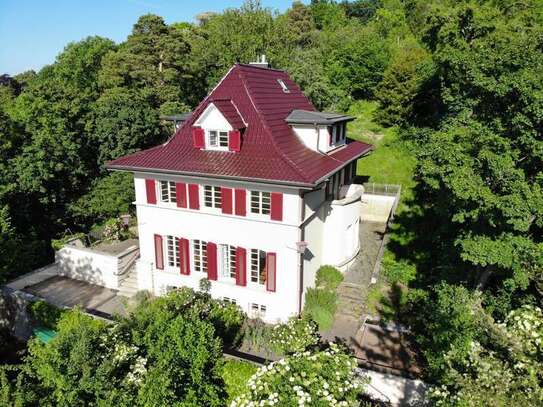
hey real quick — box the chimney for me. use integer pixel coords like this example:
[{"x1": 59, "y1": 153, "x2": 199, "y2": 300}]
[{"x1": 249, "y1": 54, "x2": 270, "y2": 69}]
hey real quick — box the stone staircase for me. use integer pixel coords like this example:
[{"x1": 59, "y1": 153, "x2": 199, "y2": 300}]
[
  {"x1": 117, "y1": 248, "x2": 139, "y2": 298},
  {"x1": 118, "y1": 268, "x2": 138, "y2": 298}
]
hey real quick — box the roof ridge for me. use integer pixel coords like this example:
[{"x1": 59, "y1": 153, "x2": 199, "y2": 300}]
[{"x1": 236, "y1": 66, "x2": 312, "y2": 184}]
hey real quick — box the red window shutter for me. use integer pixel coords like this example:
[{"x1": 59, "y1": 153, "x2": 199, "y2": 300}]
[
  {"x1": 176, "y1": 182, "x2": 187, "y2": 208},
  {"x1": 154, "y1": 234, "x2": 163, "y2": 270},
  {"x1": 270, "y1": 192, "x2": 283, "y2": 221},
  {"x1": 145, "y1": 179, "x2": 156, "y2": 204},
  {"x1": 266, "y1": 252, "x2": 276, "y2": 292},
  {"x1": 179, "y1": 238, "x2": 190, "y2": 275},
  {"x1": 188, "y1": 184, "x2": 199, "y2": 209},
  {"x1": 192, "y1": 127, "x2": 205, "y2": 148},
  {"x1": 206, "y1": 242, "x2": 217, "y2": 281},
  {"x1": 235, "y1": 189, "x2": 246, "y2": 216},
  {"x1": 228, "y1": 130, "x2": 241, "y2": 152},
  {"x1": 235, "y1": 247, "x2": 246, "y2": 286},
  {"x1": 221, "y1": 187, "x2": 233, "y2": 214}
]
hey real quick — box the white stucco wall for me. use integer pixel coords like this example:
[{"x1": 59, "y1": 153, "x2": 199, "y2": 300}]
[
  {"x1": 56, "y1": 247, "x2": 120, "y2": 289},
  {"x1": 134, "y1": 173, "x2": 302, "y2": 323},
  {"x1": 291, "y1": 125, "x2": 346, "y2": 154},
  {"x1": 321, "y1": 194, "x2": 362, "y2": 269}
]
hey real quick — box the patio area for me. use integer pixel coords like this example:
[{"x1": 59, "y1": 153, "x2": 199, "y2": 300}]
[{"x1": 6, "y1": 264, "x2": 128, "y2": 318}]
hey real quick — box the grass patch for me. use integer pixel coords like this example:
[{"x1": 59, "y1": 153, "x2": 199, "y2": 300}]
[
  {"x1": 315, "y1": 265, "x2": 343, "y2": 290},
  {"x1": 221, "y1": 359, "x2": 258, "y2": 402},
  {"x1": 347, "y1": 100, "x2": 417, "y2": 214},
  {"x1": 303, "y1": 288, "x2": 337, "y2": 331}
]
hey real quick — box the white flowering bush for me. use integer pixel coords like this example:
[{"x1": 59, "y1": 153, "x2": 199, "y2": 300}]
[
  {"x1": 102, "y1": 217, "x2": 124, "y2": 241},
  {"x1": 269, "y1": 317, "x2": 319, "y2": 355},
  {"x1": 232, "y1": 342, "x2": 368, "y2": 406},
  {"x1": 428, "y1": 305, "x2": 543, "y2": 406}
]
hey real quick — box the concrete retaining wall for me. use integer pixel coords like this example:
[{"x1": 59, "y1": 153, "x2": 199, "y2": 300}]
[{"x1": 56, "y1": 247, "x2": 120, "y2": 289}]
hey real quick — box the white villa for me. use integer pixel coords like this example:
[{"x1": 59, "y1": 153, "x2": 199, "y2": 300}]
[{"x1": 106, "y1": 60, "x2": 373, "y2": 323}]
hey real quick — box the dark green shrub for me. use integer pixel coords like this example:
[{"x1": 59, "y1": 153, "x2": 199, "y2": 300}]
[
  {"x1": 381, "y1": 252, "x2": 416, "y2": 285},
  {"x1": 316, "y1": 265, "x2": 344, "y2": 290},
  {"x1": 27, "y1": 300, "x2": 65, "y2": 330}
]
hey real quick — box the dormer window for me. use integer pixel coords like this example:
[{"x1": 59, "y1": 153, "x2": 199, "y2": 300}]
[
  {"x1": 277, "y1": 79, "x2": 290, "y2": 93},
  {"x1": 208, "y1": 130, "x2": 229, "y2": 149}
]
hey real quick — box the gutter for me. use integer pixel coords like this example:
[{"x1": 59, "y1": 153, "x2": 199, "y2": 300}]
[{"x1": 107, "y1": 166, "x2": 316, "y2": 190}]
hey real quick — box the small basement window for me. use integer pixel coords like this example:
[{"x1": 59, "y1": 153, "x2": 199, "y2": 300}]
[{"x1": 277, "y1": 78, "x2": 289, "y2": 93}]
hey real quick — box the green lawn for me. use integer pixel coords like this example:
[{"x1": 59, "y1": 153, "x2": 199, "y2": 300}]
[
  {"x1": 221, "y1": 358, "x2": 258, "y2": 402},
  {"x1": 347, "y1": 100, "x2": 417, "y2": 213}
]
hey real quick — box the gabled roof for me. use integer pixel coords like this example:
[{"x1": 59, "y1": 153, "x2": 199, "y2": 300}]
[
  {"x1": 107, "y1": 64, "x2": 372, "y2": 187},
  {"x1": 285, "y1": 110, "x2": 354, "y2": 125}
]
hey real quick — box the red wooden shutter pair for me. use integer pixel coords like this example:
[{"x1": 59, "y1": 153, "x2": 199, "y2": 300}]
[
  {"x1": 176, "y1": 182, "x2": 187, "y2": 208},
  {"x1": 266, "y1": 252, "x2": 276, "y2": 292},
  {"x1": 145, "y1": 179, "x2": 157, "y2": 204},
  {"x1": 270, "y1": 192, "x2": 283, "y2": 221},
  {"x1": 192, "y1": 127, "x2": 205, "y2": 148},
  {"x1": 221, "y1": 188, "x2": 233, "y2": 214},
  {"x1": 228, "y1": 130, "x2": 241, "y2": 152},
  {"x1": 235, "y1": 247, "x2": 247, "y2": 286},
  {"x1": 179, "y1": 238, "x2": 190, "y2": 275},
  {"x1": 188, "y1": 184, "x2": 199, "y2": 209},
  {"x1": 154, "y1": 234, "x2": 164, "y2": 270},
  {"x1": 207, "y1": 242, "x2": 218, "y2": 281},
  {"x1": 221, "y1": 188, "x2": 246, "y2": 216}
]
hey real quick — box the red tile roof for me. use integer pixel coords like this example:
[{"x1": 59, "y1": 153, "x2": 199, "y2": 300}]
[{"x1": 107, "y1": 64, "x2": 372, "y2": 187}]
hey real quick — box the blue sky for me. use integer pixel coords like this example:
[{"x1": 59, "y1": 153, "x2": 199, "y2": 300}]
[{"x1": 0, "y1": 0, "x2": 301, "y2": 75}]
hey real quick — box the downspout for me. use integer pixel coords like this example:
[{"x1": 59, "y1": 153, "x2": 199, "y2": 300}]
[{"x1": 297, "y1": 190, "x2": 307, "y2": 315}]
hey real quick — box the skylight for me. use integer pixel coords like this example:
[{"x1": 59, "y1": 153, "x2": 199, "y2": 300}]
[{"x1": 277, "y1": 78, "x2": 290, "y2": 93}]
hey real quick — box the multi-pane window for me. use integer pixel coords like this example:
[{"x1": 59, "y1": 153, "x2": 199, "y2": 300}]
[
  {"x1": 220, "y1": 244, "x2": 237, "y2": 279},
  {"x1": 208, "y1": 130, "x2": 229, "y2": 148},
  {"x1": 223, "y1": 297, "x2": 237, "y2": 305},
  {"x1": 160, "y1": 181, "x2": 176, "y2": 203},
  {"x1": 251, "y1": 303, "x2": 267, "y2": 317},
  {"x1": 193, "y1": 240, "x2": 208, "y2": 273},
  {"x1": 250, "y1": 249, "x2": 267, "y2": 285},
  {"x1": 250, "y1": 191, "x2": 271, "y2": 215},
  {"x1": 166, "y1": 235, "x2": 180, "y2": 268},
  {"x1": 204, "y1": 185, "x2": 222, "y2": 208}
]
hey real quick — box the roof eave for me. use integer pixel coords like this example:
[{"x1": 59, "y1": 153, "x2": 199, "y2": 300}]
[{"x1": 106, "y1": 164, "x2": 316, "y2": 189}]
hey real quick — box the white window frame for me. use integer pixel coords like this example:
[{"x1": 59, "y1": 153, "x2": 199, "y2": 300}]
[
  {"x1": 250, "y1": 303, "x2": 267, "y2": 318},
  {"x1": 250, "y1": 249, "x2": 267, "y2": 286},
  {"x1": 220, "y1": 244, "x2": 237, "y2": 281},
  {"x1": 250, "y1": 190, "x2": 271, "y2": 216},
  {"x1": 223, "y1": 296, "x2": 237, "y2": 305},
  {"x1": 203, "y1": 185, "x2": 222, "y2": 209},
  {"x1": 165, "y1": 235, "x2": 180, "y2": 269},
  {"x1": 160, "y1": 181, "x2": 176, "y2": 203},
  {"x1": 192, "y1": 239, "x2": 207, "y2": 274},
  {"x1": 277, "y1": 78, "x2": 289, "y2": 93},
  {"x1": 206, "y1": 129, "x2": 229, "y2": 151}
]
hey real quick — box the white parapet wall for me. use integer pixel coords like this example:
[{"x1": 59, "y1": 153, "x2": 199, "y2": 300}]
[
  {"x1": 56, "y1": 246, "x2": 120, "y2": 290},
  {"x1": 361, "y1": 194, "x2": 397, "y2": 223}
]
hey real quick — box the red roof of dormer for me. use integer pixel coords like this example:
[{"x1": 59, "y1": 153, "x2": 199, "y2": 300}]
[
  {"x1": 106, "y1": 64, "x2": 372, "y2": 187},
  {"x1": 208, "y1": 99, "x2": 246, "y2": 129}
]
